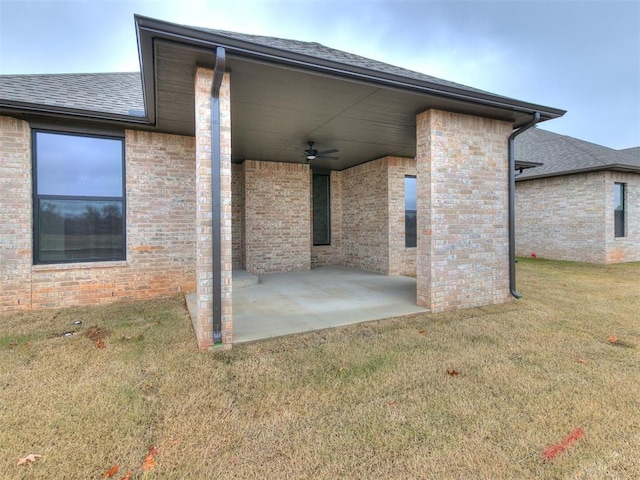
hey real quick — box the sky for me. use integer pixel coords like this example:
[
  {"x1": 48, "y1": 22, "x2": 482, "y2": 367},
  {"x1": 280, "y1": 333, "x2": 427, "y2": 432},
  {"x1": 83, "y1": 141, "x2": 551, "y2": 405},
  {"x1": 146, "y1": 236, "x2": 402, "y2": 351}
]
[{"x1": 0, "y1": 0, "x2": 638, "y2": 149}]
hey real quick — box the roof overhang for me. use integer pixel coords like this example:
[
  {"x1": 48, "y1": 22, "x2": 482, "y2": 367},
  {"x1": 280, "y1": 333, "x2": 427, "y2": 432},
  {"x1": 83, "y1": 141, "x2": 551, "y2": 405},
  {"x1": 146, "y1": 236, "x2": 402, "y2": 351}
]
[{"x1": 135, "y1": 15, "x2": 566, "y2": 170}]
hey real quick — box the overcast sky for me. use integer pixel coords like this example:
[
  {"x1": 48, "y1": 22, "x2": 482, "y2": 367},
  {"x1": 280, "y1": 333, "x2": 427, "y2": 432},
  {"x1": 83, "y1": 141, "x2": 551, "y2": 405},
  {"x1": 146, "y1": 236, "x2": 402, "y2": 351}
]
[{"x1": 0, "y1": 0, "x2": 638, "y2": 149}]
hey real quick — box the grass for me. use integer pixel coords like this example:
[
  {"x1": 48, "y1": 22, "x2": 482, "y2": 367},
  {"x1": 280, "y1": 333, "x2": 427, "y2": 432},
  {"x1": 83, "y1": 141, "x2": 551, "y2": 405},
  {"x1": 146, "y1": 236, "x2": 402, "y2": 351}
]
[{"x1": 1, "y1": 258, "x2": 639, "y2": 479}]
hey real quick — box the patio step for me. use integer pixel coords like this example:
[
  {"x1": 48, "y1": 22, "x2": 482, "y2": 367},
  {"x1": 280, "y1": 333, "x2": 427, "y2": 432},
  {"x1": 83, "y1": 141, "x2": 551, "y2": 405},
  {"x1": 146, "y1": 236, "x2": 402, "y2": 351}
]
[{"x1": 233, "y1": 269, "x2": 259, "y2": 289}]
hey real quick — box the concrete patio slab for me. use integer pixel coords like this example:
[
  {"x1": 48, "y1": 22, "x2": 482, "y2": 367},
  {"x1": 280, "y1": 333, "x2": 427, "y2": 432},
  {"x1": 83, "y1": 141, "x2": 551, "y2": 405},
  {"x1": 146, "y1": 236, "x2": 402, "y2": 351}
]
[
  {"x1": 232, "y1": 265, "x2": 427, "y2": 343},
  {"x1": 186, "y1": 266, "x2": 428, "y2": 345}
]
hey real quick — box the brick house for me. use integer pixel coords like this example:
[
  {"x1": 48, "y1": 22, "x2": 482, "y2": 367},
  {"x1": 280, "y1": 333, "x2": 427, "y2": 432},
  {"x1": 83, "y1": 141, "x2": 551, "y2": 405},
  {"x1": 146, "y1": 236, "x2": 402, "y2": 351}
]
[
  {"x1": 515, "y1": 128, "x2": 640, "y2": 264},
  {"x1": 0, "y1": 15, "x2": 565, "y2": 350}
]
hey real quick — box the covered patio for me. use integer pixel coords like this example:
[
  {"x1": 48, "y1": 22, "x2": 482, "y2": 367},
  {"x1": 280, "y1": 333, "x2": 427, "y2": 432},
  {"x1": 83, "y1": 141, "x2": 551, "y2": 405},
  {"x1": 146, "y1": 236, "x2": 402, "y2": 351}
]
[
  {"x1": 133, "y1": 15, "x2": 564, "y2": 350},
  {"x1": 187, "y1": 266, "x2": 427, "y2": 343}
]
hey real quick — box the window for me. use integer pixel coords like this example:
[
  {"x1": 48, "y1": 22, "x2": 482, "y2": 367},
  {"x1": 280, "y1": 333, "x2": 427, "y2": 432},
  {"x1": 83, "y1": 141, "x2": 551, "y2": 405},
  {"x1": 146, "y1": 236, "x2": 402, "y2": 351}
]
[
  {"x1": 313, "y1": 173, "x2": 331, "y2": 245},
  {"x1": 33, "y1": 131, "x2": 125, "y2": 263},
  {"x1": 405, "y1": 176, "x2": 417, "y2": 248},
  {"x1": 614, "y1": 183, "x2": 626, "y2": 238}
]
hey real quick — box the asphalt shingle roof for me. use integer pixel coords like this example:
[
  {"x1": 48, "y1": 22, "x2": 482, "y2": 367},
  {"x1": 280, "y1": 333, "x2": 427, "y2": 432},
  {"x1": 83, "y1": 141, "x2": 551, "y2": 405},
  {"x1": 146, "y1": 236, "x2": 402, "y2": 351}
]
[
  {"x1": 515, "y1": 128, "x2": 640, "y2": 180},
  {"x1": 0, "y1": 72, "x2": 143, "y2": 116},
  {"x1": 192, "y1": 26, "x2": 495, "y2": 97},
  {"x1": 620, "y1": 146, "x2": 640, "y2": 158}
]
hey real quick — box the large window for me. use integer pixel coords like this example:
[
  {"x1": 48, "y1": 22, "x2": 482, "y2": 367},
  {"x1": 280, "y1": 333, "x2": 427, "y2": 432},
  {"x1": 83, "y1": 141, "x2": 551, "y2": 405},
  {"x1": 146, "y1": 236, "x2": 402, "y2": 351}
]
[
  {"x1": 33, "y1": 131, "x2": 125, "y2": 263},
  {"x1": 313, "y1": 173, "x2": 331, "y2": 245},
  {"x1": 405, "y1": 176, "x2": 417, "y2": 248},
  {"x1": 614, "y1": 183, "x2": 626, "y2": 238}
]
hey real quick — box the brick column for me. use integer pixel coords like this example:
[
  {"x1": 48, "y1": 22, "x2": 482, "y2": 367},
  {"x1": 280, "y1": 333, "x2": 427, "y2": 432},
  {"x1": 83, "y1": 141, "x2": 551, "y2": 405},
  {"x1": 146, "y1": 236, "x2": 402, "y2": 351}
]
[
  {"x1": 0, "y1": 116, "x2": 32, "y2": 312},
  {"x1": 194, "y1": 68, "x2": 232, "y2": 350},
  {"x1": 416, "y1": 110, "x2": 512, "y2": 312}
]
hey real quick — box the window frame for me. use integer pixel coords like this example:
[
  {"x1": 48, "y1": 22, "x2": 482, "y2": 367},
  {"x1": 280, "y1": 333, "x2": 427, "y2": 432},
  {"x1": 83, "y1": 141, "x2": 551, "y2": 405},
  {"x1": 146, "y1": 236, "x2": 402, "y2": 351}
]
[
  {"x1": 614, "y1": 182, "x2": 626, "y2": 239},
  {"x1": 32, "y1": 129, "x2": 127, "y2": 264},
  {"x1": 312, "y1": 172, "x2": 331, "y2": 246},
  {"x1": 404, "y1": 175, "x2": 417, "y2": 248}
]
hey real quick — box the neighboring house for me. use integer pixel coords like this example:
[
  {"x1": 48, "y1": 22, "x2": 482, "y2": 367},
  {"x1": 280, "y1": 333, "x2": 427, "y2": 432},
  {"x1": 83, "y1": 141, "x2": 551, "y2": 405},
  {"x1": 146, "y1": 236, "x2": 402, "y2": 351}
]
[
  {"x1": 515, "y1": 128, "x2": 640, "y2": 264},
  {"x1": 0, "y1": 15, "x2": 565, "y2": 350}
]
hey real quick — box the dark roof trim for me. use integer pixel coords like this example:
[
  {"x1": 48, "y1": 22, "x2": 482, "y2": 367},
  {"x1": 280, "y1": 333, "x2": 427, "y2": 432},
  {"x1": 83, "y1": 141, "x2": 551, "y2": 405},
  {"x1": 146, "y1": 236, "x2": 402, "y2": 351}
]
[
  {"x1": 516, "y1": 163, "x2": 640, "y2": 181},
  {"x1": 134, "y1": 15, "x2": 566, "y2": 125}
]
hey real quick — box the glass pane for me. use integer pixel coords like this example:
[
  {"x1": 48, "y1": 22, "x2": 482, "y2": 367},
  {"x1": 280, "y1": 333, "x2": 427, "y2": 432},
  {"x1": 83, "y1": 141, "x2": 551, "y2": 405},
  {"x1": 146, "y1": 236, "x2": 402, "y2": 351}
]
[
  {"x1": 405, "y1": 176, "x2": 417, "y2": 211},
  {"x1": 405, "y1": 177, "x2": 417, "y2": 248},
  {"x1": 614, "y1": 183, "x2": 625, "y2": 238},
  {"x1": 36, "y1": 132, "x2": 123, "y2": 197},
  {"x1": 614, "y1": 183, "x2": 624, "y2": 210},
  {"x1": 38, "y1": 199, "x2": 124, "y2": 262},
  {"x1": 313, "y1": 174, "x2": 330, "y2": 245}
]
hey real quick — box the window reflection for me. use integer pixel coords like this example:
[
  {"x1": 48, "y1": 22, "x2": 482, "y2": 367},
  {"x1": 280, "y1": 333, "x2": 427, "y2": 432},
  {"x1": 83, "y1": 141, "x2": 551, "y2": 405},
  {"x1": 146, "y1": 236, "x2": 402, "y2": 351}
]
[
  {"x1": 38, "y1": 200, "x2": 124, "y2": 261},
  {"x1": 36, "y1": 132, "x2": 123, "y2": 197}
]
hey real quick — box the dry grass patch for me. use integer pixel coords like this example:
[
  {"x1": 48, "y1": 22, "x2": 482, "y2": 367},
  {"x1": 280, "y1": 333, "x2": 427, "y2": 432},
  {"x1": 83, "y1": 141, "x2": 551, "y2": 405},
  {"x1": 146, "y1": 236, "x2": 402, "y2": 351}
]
[{"x1": 1, "y1": 259, "x2": 639, "y2": 479}]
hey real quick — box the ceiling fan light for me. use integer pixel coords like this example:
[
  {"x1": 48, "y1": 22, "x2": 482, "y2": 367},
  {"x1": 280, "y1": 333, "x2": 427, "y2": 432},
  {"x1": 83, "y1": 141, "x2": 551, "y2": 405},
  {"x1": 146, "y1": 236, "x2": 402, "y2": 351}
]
[{"x1": 306, "y1": 154, "x2": 316, "y2": 160}]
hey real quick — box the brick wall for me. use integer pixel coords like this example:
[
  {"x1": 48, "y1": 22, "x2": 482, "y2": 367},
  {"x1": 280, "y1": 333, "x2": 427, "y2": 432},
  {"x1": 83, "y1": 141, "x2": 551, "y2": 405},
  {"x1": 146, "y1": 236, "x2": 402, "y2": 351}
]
[
  {"x1": 516, "y1": 171, "x2": 640, "y2": 264},
  {"x1": 387, "y1": 157, "x2": 417, "y2": 276},
  {"x1": 30, "y1": 130, "x2": 197, "y2": 308},
  {"x1": 341, "y1": 158, "x2": 389, "y2": 273},
  {"x1": 231, "y1": 163, "x2": 245, "y2": 269},
  {"x1": 516, "y1": 173, "x2": 607, "y2": 263},
  {"x1": 416, "y1": 110, "x2": 511, "y2": 312},
  {"x1": 244, "y1": 160, "x2": 311, "y2": 275},
  {"x1": 0, "y1": 116, "x2": 32, "y2": 312},
  {"x1": 0, "y1": 115, "x2": 199, "y2": 314}
]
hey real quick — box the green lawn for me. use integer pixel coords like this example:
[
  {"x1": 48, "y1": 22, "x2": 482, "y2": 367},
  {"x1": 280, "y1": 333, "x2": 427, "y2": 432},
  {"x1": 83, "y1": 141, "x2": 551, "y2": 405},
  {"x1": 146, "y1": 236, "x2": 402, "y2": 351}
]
[{"x1": 1, "y1": 258, "x2": 638, "y2": 479}]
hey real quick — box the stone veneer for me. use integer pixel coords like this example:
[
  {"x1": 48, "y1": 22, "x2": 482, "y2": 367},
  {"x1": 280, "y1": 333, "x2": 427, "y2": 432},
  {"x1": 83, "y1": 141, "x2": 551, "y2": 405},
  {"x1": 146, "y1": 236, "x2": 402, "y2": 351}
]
[
  {"x1": 516, "y1": 171, "x2": 640, "y2": 264},
  {"x1": 0, "y1": 115, "x2": 197, "y2": 313},
  {"x1": 416, "y1": 109, "x2": 512, "y2": 312}
]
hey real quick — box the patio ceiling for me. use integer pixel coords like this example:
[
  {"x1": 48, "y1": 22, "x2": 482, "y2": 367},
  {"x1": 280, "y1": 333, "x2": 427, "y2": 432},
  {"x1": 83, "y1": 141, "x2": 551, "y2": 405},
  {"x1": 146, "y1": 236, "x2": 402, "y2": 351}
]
[{"x1": 139, "y1": 17, "x2": 565, "y2": 171}]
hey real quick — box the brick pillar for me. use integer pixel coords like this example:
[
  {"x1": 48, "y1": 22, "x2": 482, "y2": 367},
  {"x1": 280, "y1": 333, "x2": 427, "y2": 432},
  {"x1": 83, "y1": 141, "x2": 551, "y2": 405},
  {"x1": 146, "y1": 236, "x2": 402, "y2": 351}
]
[
  {"x1": 194, "y1": 68, "x2": 232, "y2": 350},
  {"x1": 416, "y1": 110, "x2": 512, "y2": 312},
  {"x1": 0, "y1": 116, "x2": 32, "y2": 312}
]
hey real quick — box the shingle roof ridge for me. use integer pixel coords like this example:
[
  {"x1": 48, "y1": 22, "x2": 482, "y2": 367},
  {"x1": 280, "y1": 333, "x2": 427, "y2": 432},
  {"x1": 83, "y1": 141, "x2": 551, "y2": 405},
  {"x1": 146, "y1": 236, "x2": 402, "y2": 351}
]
[
  {"x1": 191, "y1": 25, "x2": 496, "y2": 95},
  {"x1": 557, "y1": 135, "x2": 614, "y2": 167}
]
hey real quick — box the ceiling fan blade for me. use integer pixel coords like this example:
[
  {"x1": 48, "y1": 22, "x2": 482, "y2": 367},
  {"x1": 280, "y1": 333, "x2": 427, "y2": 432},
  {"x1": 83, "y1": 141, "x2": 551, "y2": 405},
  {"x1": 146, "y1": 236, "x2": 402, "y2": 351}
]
[{"x1": 316, "y1": 148, "x2": 339, "y2": 156}]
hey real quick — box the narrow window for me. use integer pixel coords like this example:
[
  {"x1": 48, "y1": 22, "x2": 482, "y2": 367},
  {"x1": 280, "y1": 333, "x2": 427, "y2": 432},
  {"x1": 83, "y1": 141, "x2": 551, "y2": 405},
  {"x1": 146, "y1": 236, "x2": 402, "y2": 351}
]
[
  {"x1": 614, "y1": 183, "x2": 626, "y2": 238},
  {"x1": 405, "y1": 176, "x2": 417, "y2": 248},
  {"x1": 313, "y1": 173, "x2": 330, "y2": 245},
  {"x1": 33, "y1": 131, "x2": 126, "y2": 263}
]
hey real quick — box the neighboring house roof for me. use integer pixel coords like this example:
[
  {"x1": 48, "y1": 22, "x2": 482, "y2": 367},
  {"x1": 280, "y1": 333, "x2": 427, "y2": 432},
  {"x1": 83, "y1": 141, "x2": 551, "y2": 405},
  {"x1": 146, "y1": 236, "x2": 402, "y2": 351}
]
[
  {"x1": 620, "y1": 146, "x2": 640, "y2": 157},
  {"x1": 515, "y1": 128, "x2": 640, "y2": 180},
  {"x1": 0, "y1": 72, "x2": 144, "y2": 120}
]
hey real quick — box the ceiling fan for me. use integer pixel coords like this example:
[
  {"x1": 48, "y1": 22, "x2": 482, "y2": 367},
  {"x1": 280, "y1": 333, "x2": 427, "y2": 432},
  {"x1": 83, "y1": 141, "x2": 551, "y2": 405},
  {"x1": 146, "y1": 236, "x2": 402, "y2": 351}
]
[{"x1": 304, "y1": 141, "x2": 339, "y2": 161}]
